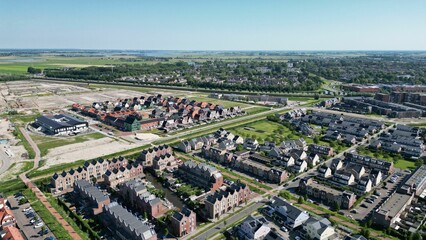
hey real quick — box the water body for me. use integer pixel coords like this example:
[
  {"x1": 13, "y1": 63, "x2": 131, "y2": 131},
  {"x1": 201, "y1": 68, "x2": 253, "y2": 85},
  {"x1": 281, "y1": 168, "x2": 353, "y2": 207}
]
[{"x1": 145, "y1": 172, "x2": 184, "y2": 210}]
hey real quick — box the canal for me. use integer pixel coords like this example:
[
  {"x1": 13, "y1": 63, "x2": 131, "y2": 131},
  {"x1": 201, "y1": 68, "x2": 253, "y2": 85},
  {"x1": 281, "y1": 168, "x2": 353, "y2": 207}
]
[{"x1": 145, "y1": 172, "x2": 184, "y2": 210}]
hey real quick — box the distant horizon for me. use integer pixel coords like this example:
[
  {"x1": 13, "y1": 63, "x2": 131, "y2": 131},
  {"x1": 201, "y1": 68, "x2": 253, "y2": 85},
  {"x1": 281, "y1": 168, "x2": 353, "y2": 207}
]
[
  {"x1": 1, "y1": 48, "x2": 426, "y2": 52},
  {"x1": 1, "y1": 1, "x2": 425, "y2": 50}
]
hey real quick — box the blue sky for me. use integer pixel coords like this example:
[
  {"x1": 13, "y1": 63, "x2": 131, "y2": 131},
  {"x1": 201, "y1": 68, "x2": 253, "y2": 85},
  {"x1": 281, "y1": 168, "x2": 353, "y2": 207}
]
[{"x1": 1, "y1": 0, "x2": 425, "y2": 50}]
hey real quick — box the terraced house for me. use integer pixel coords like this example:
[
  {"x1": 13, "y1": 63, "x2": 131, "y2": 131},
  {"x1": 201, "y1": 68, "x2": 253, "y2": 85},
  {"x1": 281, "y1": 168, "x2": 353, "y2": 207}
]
[
  {"x1": 138, "y1": 145, "x2": 173, "y2": 167},
  {"x1": 299, "y1": 178, "x2": 357, "y2": 209},
  {"x1": 204, "y1": 183, "x2": 251, "y2": 219},
  {"x1": 177, "y1": 161, "x2": 223, "y2": 192},
  {"x1": 118, "y1": 179, "x2": 168, "y2": 218},
  {"x1": 170, "y1": 208, "x2": 196, "y2": 237},
  {"x1": 102, "y1": 202, "x2": 157, "y2": 240},
  {"x1": 51, "y1": 157, "x2": 129, "y2": 193}
]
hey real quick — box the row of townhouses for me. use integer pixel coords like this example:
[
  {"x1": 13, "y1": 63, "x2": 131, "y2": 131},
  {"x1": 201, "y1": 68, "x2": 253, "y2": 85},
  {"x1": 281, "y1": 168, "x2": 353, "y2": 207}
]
[
  {"x1": 318, "y1": 156, "x2": 384, "y2": 195},
  {"x1": 370, "y1": 124, "x2": 424, "y2": 158},
  {"x1": 204, "y1": 183, "x2": 251, "y2": 220},
  {"x1": 299, "y1": 178, "x2": 357, "y2": 209},
  {"x1": 51, "y1": 157, "x2": 144, "y2": 193},
  {"x1": 176, "y1": 161, "x2": 224, "y2": 193},
  {"x1": 118, "y1": 179, "x2": 168, "y2": 218}
]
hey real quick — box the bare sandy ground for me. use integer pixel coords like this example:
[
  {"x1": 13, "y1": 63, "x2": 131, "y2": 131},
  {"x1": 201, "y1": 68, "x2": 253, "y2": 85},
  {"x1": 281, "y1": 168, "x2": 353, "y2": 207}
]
[{"x1": 41, "y1": 133, "x2": 160, "y2": 169}]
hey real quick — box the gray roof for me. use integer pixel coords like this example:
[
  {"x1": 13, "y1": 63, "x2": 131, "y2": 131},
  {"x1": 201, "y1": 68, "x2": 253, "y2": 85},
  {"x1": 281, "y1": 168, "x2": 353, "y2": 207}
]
[
  {"x1": 75, "y1": 180, "x2": 109, "y2": 204},
  {"x1": 104, "y1": 202, "x2": 156, "y2": 240},
  {"x1": 35, "y1": 114, "x2": 87, "y2": 130},
  {"x1": 271, "y1": 196, "x2": 307, "y2": 221}
]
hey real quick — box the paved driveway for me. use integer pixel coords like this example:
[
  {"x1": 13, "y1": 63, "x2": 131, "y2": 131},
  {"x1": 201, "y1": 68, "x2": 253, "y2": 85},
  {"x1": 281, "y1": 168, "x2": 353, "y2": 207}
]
[{"x1": 8, "y1": 196, "x2": 55, "y2": 240}]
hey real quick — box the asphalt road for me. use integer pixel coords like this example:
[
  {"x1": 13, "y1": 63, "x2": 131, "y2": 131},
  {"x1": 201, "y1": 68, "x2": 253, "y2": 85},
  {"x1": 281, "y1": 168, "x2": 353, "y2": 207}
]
[
  {"x1": 0, "y1": 146, "x2": 13, "y2": 176},
  {"x1": 193, "y1": 202, "x2": 266, "y2": 240}
]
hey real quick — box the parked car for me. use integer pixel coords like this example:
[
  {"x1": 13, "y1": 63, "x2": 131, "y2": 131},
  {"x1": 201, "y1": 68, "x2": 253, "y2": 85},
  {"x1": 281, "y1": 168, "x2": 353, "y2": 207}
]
[
  {"x1": 39, "y1": 228, "x2": 49, "y2": 235},
  {"x1": 361, "y1": 203, "x2": 368, "y2": 208},
  {"x1": 23, "y1": 207, "x2": 32, "y2": 212},
  {"x1": 34, "y1": 222, "x2": 44, "y2": 228},
  {"x1": 280, "y1": 226, "x2": 288, "y2": 232}
]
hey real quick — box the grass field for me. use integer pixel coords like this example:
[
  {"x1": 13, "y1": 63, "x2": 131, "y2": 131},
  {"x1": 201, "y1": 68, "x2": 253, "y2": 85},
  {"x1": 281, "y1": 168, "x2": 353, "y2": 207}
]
[
  {"x1": 0, "y1": 56, "x2": 154, "y2": 74},
  {"x1": 230, "y1": 119, "x2": 300, "y2": 143},
  {"x1": 31, "y1": 132, "x2": 105, "y2": 156},
  {"x1": 8, "y1": 113, "x2": 42, "y2": 126},
  {"x1": 394, "y1": 159, "x2": 417, "y2": 170}
]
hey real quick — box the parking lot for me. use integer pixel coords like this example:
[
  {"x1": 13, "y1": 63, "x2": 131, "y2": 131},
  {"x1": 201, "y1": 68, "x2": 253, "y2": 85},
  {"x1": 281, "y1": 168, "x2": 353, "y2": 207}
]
[
  {"x1": 8, "y1": 195, "x2": 55, "y2": 240},
  {"x1": 339, "y1": 169, "x2": 410, "y2": 221}
]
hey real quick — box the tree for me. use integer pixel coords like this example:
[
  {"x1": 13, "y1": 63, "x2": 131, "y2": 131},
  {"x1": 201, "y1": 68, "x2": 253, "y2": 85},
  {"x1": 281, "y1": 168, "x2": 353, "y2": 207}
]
[
  {"x1": 314, "y1": 94, "x2": 320, "y2": 100},
  {"x1": 412, "y1": 231, "x2": 422, "y2": 240},
  {"x1": 415, "y1": 159, "x2": 423, "y2": 167},
  {"x1": 360, "y1": 228, "x2": 370, "y2": 239},
  {"x1": 40, "y1": 226, "x2": 47, "y2": 236},
  {"x1": 313, "y1": 136, "x2": 320, "y2": 144},
  {"x1": 332, "y1": 201, "x2": 340, "y2": 212},
  {"x1": 236, "y1": 144, "x2": 244, "y2": 151},
  {"x1": 297, "y1": 196, "x2": 304, "y2": 204},
  {"x1": 27, "y1": 67, "x2": 42, "y2": 74}
]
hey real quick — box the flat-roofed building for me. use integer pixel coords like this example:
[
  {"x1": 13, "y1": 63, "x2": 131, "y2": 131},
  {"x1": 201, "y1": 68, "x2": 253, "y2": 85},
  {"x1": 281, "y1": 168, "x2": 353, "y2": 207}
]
[
  {"x1": 34, "y1": 114, "x2": 88, "y2": 135},
  {"x1": 372, "y1": 192, "x2": 414, "y2": 228},
  {"x1": 398, "y1": 165, "x2": 426, "y2": 196}
]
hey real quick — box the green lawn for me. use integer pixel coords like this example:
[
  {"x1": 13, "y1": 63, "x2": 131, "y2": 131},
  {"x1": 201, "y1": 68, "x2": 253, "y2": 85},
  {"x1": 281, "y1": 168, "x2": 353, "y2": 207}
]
[
  {"x1": 230, "y1": 119, "x2": 300, "y2": 143},
  {"x1": 8, "y1": 113, "x2": 42, "y2": 125},
  {"x1": 394, "y1": 159, "x2": 417, "y2": 170},
  {"x1": 357, "y1": 146, "x2": 418, "y2": 170},
  {"x1": 32, "y1": 132, "x2": 105, "y2": 156}
]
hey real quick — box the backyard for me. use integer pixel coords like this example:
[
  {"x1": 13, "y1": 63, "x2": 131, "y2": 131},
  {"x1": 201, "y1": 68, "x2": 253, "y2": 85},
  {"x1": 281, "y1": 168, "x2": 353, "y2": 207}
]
[{"x1": 357, "y1": 146, "x2": 418, "y2": 170}]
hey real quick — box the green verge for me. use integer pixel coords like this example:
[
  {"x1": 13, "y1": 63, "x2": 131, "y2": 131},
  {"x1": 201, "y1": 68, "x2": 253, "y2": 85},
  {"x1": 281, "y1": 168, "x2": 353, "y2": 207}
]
[
  {"x1": 0, "y1": 179, "x2": 27, "y2": 196},
  {"x1": 22, "y1": 188, "x2": 73, "y2": 240},
  {"x1": 13, "y1": 127, "x2": 35, "y2": 159},
  {"x1": 45, "y1": 194, "x2": 91, "y2": 240}
]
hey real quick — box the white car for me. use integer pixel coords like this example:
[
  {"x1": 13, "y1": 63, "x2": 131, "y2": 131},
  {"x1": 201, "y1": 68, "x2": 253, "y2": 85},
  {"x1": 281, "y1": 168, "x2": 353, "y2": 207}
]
[
  {"x1": 33, "y1": 222, "x2": 44, "y2": 228},
  {"x1": 22, "y1": 207, "x2": 32, "y2": 212},
  {"x1": 280, "y1": 226, "x2": 288, "y2": 232},
  {"x1": 295, "y1": 236, "x2": 301, "y2": 240}
]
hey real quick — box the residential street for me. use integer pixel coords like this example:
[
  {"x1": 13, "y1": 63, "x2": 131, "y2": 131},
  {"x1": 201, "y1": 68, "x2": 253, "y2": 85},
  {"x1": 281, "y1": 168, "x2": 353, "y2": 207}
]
[{"x1": 190, "y1": 202, "x2": 266, "y2": 240}]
